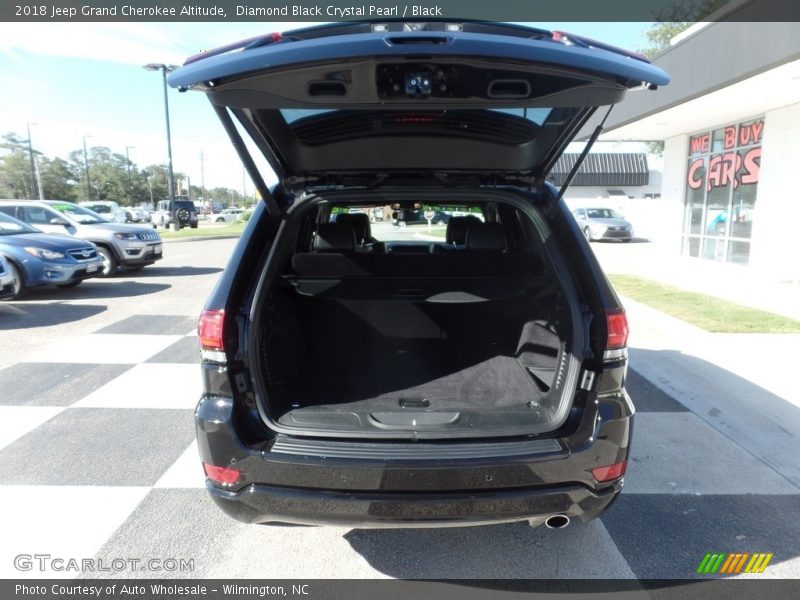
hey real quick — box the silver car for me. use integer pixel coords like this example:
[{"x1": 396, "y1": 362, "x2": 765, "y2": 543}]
[
  {"x1": 572, "y1": 207, "x2": 634, "y2": 242},
  {"x1": 0, "y1": 200, "x2": 163, "y2": 276}
]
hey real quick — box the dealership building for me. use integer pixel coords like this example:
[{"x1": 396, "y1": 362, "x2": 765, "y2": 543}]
[{"x1": 584, "y1": 20, "x2": 800, "y2": 280}]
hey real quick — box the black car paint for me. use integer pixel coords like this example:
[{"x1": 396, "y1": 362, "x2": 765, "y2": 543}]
[
  {"x1": 195, "y1": 185, "x2": 632, "y2": 526},
  {"x1": 182, "y1": 22, "x2": 654, "y2": 526}
]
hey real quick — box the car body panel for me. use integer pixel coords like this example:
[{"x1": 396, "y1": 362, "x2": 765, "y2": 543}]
[
  {"x1": 0, "y1": 200, "x2": 163, "y2": 270},
  {"x1": 213, "y1": 208, "x2": 245, "y2": 223},
  {"x1": 573, "y1": 207, "x2": 634, "y2": 241},
  {"x1": 0, "y1": 212, "x2": 102, "y2": 293}
]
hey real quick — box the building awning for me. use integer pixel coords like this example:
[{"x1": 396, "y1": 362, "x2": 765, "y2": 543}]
[{"x1": 548, "y1": 153, "x2": 649, "y2": 187}]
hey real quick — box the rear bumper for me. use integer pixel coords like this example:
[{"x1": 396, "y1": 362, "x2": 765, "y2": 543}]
[
  {"x1": 195, "y1": 384, "x2": 633, "y2": 527},
  {"x1": 207, "y1": 479, "x2": 622, "y2": 528}
]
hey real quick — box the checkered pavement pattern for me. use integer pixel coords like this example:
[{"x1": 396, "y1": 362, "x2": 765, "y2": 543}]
[{"x1": 1, "y1": 314, "x2": 798, "y2": 580}]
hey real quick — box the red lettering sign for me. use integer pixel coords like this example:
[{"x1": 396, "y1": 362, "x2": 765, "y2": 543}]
[
  {"x1": 724, "y1": 126, "x2": 737, "y2": 150},
  {"x1": 704, "y1": 149, "x2": 760, "y2": 191},
  {"x1": 741, "y1": 147, "x2": 761, "y2": 185},
  {"x1": 738, "y1": 120, "x2": 764, "y2": 146},
  {"x1": 687, "y1": 158, "x2": 705, "y2": 189},
  {"x1": 690, "y1": 134, "x2": 710, "y2": 154},
  {"x1": 707, "y1": 153, "x2": 741, "y2": 192}
]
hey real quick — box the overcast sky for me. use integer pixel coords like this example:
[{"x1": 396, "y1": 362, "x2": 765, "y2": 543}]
[{"x1": 0, "y1": 21, "x2": 654, "y2": 192}]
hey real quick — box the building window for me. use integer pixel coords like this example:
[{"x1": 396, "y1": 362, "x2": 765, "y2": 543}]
[{"x1": 682, "y1": 118, "x2": 762, "y2": 264}]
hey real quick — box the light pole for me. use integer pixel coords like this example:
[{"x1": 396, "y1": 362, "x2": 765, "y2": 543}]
[
  {"x1": 26, "y1": 122, "x2": 42, "y2": 199},
  {"x1": 199, "y1": 150, "x2": 206, "y2": 209},
  {"x1": 146, "y1": 174, "x2": 154, "y2": 207},
  {"x1": 143, "y1": 63, "x2": 178, "y2": 203},
  {"x1": 125, "y1": 146, "x2": 135, "y2": 206},
  {"x1": 82, "y1": 134, "x2": 93, "y2": 201}
]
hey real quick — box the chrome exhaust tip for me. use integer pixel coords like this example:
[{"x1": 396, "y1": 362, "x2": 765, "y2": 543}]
[{"x1": 544, "y1": 514, "x2": 570, "y2": 529}]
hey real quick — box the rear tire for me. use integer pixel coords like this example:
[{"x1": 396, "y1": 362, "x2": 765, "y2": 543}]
[{"x1": 97, "y1": 246, "x2": 118, "y2": 277}]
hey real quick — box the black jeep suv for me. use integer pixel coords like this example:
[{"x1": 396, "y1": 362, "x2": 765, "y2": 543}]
[
  {"x1": 171, "y1": 22, "x2": 668, "y2": 528},
  {"x1": 153, "y1": 199, "x2": 198, "y2": 230}
]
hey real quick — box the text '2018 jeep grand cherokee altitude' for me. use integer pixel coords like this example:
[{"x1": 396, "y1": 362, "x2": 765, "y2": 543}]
[{"x1": 171, "y1": 22, "x2": 668, "y2": 528}]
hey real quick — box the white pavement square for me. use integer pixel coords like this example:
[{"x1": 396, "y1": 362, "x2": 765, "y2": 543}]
[
  {"x1": 625, "y1": 412, "x2": 800, "y2": 495},
  {"x1": 72, "y1": 363, "x2": 202, "y2": 410},
  {"x1": 0, "y1": 406, "x2": 64, "y2": 452},
  {"x1": 154, "y1": 441, "x2": 206, "y2": 489},
  {"x1": 26, "y1": 334, "x2": 183, "y2": 364},
  {"x1": 0, "y1": 485, "x2": 151, "y2": 579}
]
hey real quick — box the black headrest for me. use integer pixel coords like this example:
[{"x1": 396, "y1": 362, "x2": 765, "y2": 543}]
[
  {"x1": 335, "y1": 212, "x2": 371, "y2": 244},
  {"x1": 466, "y1": 223, "x2": 507, "y2": 251},
  {"x1": 446, "y1": 215, "x2": 482, "y2": 244},
  {"x1": 314, "y1": 222, "x2": 355, "y2": 252}
]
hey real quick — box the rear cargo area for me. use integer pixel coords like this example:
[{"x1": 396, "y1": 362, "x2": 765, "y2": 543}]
[{"x1": 257, "y1": 240, "x2": 573, "y2": 438}]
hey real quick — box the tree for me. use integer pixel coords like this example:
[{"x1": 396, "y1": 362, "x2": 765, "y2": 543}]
[
  {"x1": 0, "y1": 133, "x2": 38, "y2": 199},
  {"x1": 640, "y1": 22, "x2": 693, "y2": 59},
  {"x1": 640, "y1": 0, "x2": 728, "y2": 58},
  {"x1": 39, "y1": 157, "x2": 77, "y2": 200}
]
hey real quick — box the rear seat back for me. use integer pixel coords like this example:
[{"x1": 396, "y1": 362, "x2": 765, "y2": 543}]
[
  {"x1": 445, "y1": 215, "x2": 483, "y2": 246},
  {"x1": 466, "y1": 222, "x2": 507, "y2": 251},
  {"x1": 314, "y1": 222, "x2": 355, "y2": 252},
  {"x1": 291, "y1": 220, "x2": 544, "y2": 291},
  {"x1": 334, "y1": 213, "x2": 371, "y2": 245}
]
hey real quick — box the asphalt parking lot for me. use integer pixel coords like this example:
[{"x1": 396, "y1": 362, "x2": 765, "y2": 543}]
[{"x1": 0, "y1": 236, "x2": 798, "y2": 580}]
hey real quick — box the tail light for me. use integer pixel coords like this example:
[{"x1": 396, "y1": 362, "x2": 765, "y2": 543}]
[
  {"x1": 591, "y1": 460, "x2": 627, "y2": 482},
  {"x1": 203, "y1": 463, "x2": 240, "y2": 485},
  {"x1": 605, "y1": 308, "x2": 629, "y2": 350},
  {"x1": 198, "y1": 309, "x2": 225, "y2": 350}
]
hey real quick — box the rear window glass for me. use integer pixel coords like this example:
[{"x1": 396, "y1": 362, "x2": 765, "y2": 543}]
[
  {"x1": 329, "y1": 204, "x2": 484, "y2": 243},
  {"x1": 586, "y1": 208, "x2": 620, "y2": 219}
]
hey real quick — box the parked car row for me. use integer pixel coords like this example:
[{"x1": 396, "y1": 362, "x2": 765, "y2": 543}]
[
  {"x1": 78, "y1": 201, "x2": 154, "y2": 224},
  {"x1": 0, "y1": 199, "x2": 163, "y2": 299}
]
